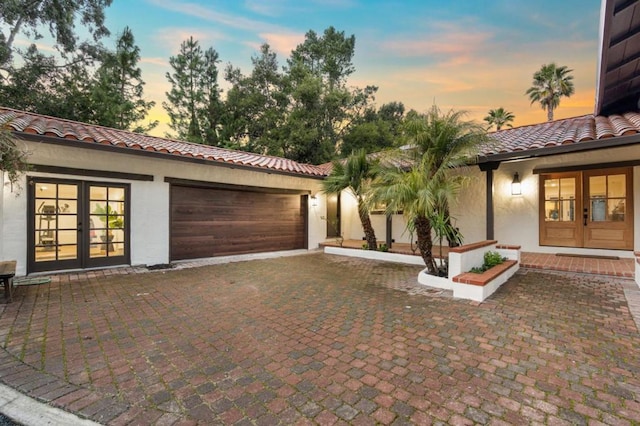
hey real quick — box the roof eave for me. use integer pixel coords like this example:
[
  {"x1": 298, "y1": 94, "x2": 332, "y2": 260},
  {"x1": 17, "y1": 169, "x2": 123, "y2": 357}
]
[
  {"x1": 478, "y1": 132, "x2": 640, "y2": 164},
  {"x1": 15, "y1": 132, "x2": 327, "y2": 180},
  {"x1": 594, "y1": 0, "x2": 614, "y2": 116}
]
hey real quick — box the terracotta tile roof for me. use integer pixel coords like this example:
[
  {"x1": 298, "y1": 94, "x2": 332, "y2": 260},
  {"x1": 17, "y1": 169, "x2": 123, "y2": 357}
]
[
  {"x1": 0, "y1": 107, "x2": 327, "y2": 177},
  {"x1": 483, "y1": 112, "x2": 640, "y2": 157}
]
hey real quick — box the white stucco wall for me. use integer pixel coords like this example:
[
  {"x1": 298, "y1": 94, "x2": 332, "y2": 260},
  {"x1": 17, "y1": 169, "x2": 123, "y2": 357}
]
[
  {"x1": 335, "y1": 189, "x2": 410, "y2": 245},
  {"x1": 337, "y1": 145, "x2": 640, "y2": 257},
  {"x1": 450, "y1": 167, "x2": 487, "y2": 245},
  {"x1": 2, "y1": 141, "x2": 325, "y2": 275},
  {"x1": 490, "y1": 145, "x2": 640, "y2": 257}
]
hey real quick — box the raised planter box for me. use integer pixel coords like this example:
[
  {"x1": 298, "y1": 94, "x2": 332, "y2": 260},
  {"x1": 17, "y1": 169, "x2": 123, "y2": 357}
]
[
  {"x1": 323, "y1": 246, "x2": 425, "y2": 266},
  {"x1": 452, "y1": 260, "x2": 518, "y2": 302},
  {"x1": 418, "y1": 240, "x2": 521, "y2": 302}
]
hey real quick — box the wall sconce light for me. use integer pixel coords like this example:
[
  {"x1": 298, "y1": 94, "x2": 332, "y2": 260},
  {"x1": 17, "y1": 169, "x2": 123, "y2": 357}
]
[
  {"x1": 511, "y1": 172, "x2": 522, "y2": 196},
  {"x1": 310, "y1": 195, "x2": 318, "y2": 207}
]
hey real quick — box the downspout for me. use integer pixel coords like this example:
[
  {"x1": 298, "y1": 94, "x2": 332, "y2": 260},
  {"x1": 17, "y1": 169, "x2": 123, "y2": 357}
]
[
  {"x1": 386, "y1": 214, "x2": 392, "y2": 249},
  {"x1": 478, "y1": 162, "x2": 500, "y2": 240}
]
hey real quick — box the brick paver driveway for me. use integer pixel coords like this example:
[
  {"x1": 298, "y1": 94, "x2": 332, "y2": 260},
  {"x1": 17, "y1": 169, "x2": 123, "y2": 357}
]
[{"x1": 0, "y1": 253, "x2": 639, "y2": 425}]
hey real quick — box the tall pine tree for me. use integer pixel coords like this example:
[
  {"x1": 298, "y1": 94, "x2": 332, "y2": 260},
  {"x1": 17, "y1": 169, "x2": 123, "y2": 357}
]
[
  {"x1": 223, "y1": 44, "x2": 288, "y2": 154},
  {"x1": 163, "y1": 37, "x2": 223, "y2": 145},
  {"x1": 91, "y1": 27, "x2": 157, "y2": 132}
]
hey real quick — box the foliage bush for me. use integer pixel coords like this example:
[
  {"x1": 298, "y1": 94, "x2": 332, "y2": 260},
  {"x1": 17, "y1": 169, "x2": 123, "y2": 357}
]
[{"x1": 469, "y1": 251, "x2": 507, "y2": 273}]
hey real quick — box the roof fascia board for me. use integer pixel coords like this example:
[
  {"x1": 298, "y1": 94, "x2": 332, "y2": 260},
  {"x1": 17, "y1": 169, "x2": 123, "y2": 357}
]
[
  {"x1": 478, "y1": 132, "x2": 640, "y2": 163},
  {"x1": 595, "y1": 0, "x2": 615, "y2": 115},
  {"x1": 164, "y1": 177, "x2": 312, "y2": 194},
  {"x1": 14, "y1": 132, "x2": 326, "y2": 181}
]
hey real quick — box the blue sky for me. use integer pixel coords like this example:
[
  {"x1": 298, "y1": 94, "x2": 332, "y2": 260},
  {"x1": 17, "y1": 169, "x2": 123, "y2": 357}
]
[{"x1": 101, "y1": 0, "x2": 603, "y2": 136}]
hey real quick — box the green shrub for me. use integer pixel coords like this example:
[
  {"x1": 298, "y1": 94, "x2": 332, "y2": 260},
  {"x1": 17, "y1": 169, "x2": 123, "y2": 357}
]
[
  {"x1": 378, "y1": 243, "x2": 388, "y2": 252},
  {"x1": 469, "y1": 250, "x2": 507, "y2": 273},
  {"x1": 483, "y1": 251, "x2": 505, "y2": 268}
]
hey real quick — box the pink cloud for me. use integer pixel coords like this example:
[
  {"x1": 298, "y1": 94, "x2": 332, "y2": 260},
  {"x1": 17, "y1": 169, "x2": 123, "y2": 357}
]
[{"x1": 258, "y1": 32, "x2": 305, "y2": 56}]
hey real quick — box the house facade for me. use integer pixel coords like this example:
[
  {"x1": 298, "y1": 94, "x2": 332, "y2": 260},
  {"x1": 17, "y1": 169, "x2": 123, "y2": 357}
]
[
  {"x1": 2, "y1": 0, "x2": 638, "y2": 277},
  {"x1": 0, "y1": 109, "x2": 329, "y2": 276},
  {"x1": 335, "y1": 116, "x2": 640, "y2": 259}
]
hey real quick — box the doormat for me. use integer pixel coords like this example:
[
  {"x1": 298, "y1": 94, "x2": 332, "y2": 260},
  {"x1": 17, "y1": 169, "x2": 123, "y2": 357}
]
[
  {"x1": 555, "y1": 253, "x2": 619, "y2": 260},
  {"x1": 13, "y1": 277, "x2": 52, "y2": 286},
  {"x1": 147, "y1": 263, "x2": 175, "y2": 271}
]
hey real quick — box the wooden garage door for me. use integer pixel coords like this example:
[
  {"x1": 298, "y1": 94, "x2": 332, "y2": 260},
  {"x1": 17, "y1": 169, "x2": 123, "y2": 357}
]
[{"x1": 170, "y1": 185, "x2": 307, "y2": 260}]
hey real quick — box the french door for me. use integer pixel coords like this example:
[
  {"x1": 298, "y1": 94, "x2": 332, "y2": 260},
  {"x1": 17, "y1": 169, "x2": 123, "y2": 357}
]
[
  {"x1": 28, "y1": 178, "x2": 130, "y2": 273},
  {"x1": 539, "y1": 167, "x2": 633, "y2": 250}
]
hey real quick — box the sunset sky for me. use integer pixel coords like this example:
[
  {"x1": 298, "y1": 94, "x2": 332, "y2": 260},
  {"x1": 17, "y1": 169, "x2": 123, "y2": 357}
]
[{"x1": 102, "y1": 0, "x2": 603, "y2": 137}]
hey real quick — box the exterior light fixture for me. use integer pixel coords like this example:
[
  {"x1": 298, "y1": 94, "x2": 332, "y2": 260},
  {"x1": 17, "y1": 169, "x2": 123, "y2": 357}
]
[
  {"x1": 511, "y1": 172, "x2": 522, "y2": 196},
  {"x1": 310, "y1": 195, "x2": 318, "y2": 207}
]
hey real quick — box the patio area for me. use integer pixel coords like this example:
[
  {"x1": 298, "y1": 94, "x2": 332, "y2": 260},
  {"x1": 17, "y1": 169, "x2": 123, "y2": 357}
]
[
  {"x1": 321, "y1": 239, "x2": 636, "y2": 278},
  {"x1": 0, "y1": 252, "x2": 638, "y2": 424}
]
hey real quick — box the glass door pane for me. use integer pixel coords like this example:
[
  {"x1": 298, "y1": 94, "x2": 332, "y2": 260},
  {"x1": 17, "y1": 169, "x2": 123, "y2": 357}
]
[
  {"x1": 34, "y1": 182, "x2": 79, "y2": 263},
  {"x1": 588, "y1": 174, "x2": 626, "y2": 222},
  {"x1": 543, "y1": 177, "x2": 576, "y2": 222},
  {"x1": 89, "y1": 185, "x2": 126, "y2": 259}
]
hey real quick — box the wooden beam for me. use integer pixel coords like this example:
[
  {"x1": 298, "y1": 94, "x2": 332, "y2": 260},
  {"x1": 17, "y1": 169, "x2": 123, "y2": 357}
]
[{"x1": 478, "y1": 162, "x2": 500, "y2": 241}]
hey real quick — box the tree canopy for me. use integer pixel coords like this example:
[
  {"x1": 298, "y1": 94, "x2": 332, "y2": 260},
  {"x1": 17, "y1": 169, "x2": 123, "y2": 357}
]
[{"x1": 526, "y1": 63, "x2": 575, "y2": 122}]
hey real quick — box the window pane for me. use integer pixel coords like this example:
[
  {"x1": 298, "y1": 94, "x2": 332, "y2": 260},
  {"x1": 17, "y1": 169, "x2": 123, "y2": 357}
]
[
  {"x1": 589, "y1": 176, "x2": 606, "y2": 197},
  {"x1": 58, "y1": 200, "x2": 77, "y2": 214},
  {"x1": 111, "y1": 243, "x2": 125, "y2": 257},
  {"x1": 109, "y1": 187, "x2": 125, "y2": 201},
  {"x1": 91, "y1": 245, "x2": 108, "y2": 258},
  {"x1": 58, "y1": 215, "x2": 77, "y2": 229},
  {"x1": 58, "y1": 230, "x2": 77, "y2": 245},
  {"x1": 90, "y1": 186, "x2": 108, "y2": 200},
  {"x1": 37, "y1": 202, "x2": 57, "y2": 216},
  {"x1": 545, "y1": 200, "x2": 560, "y2": 221},
  {"x1": 559, "y1": 178, "x2": 575, "y2": 199},
  {"x1": 609, "y1": 199, "x2": 625, "y2": 221},
  {"x1": 58, "y1": 184, "x2": 77, "y2": 199},
  {"x1": 591, "y1": 198, "x2": 606, "y2": 221},
  {"x1": 36, "y1": 183, "x2": 56, "y2": 198},
  {"x1": 560, "y1": 200, "x2": 576, "y2": 221},
  {"x1": 58, "y1": 245, "x2": 77, "y2": 260},
  {"x1": 544, "y1": 179, "x2": 559, "y2": 199},
  {"x1": 608, "y1": 175, "x2": 625, "y2": 198}
]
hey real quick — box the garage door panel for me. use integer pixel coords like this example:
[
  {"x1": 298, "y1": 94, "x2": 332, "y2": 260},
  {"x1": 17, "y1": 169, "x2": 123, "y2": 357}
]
[{"x1": 170, "y1": 186, "x2": 307, "y2": 260}]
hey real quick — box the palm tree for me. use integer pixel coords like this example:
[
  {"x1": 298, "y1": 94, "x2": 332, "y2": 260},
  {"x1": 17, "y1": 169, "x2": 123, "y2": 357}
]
[
  {"x1": 374, "y1": 106, "x2": 487, "y2": 274},
  {"x1": 484, "y1": 107, "x2": 515, "y2": 131},
  {"x1": 323, "y1": 149, "x2": 379, "y2": 250},
  {"x1": 526, "y1": 63, "x2": 575, "y2": 122},
  {"x1": 373, "y1": 156, "x2": 465, "y2": 274}
]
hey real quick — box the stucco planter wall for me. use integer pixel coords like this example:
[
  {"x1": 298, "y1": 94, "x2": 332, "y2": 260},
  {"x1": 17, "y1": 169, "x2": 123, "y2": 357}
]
[
  {"x1": 323, "y1": 246, "x2": 425, "y2": 266},
  {"x1": 416, "y1": 240, "x2": 521, "y2": 302}
]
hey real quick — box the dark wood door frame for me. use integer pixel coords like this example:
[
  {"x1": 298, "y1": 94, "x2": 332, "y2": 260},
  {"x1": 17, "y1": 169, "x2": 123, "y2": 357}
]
[{"x1": 27, "y1": 177, "x2": 130, "y2": 273}]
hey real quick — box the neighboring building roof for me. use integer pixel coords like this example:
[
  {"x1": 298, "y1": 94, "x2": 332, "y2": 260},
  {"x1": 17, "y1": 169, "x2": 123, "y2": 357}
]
[
  {"x1": 481, "y1": 112, "x2": 640, "y2": 159},
  {"x1": 0, "y1": 107, "x2": 326, "y2": 178}
]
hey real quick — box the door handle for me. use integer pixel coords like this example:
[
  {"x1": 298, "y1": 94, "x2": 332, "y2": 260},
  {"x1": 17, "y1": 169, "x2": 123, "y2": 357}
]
[{"x1": 583, "y1": 208, "x2": 588, "y2": 226}]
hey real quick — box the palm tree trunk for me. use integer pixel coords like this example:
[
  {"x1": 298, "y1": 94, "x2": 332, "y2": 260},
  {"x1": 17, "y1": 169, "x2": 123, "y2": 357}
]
[
  {"x1": 547, "y1": 106, "x2": 554, "y2": 122},
  {"x1": 414, "y1": 215, "x2": 437, "y2": 274},
  {"x1": 358, "y1": 202, "x2": 377, "y2": 250}
]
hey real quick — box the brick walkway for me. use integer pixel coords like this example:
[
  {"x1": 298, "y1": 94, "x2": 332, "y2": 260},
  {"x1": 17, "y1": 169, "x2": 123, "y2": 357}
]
[{"x1": 0, "y1": 253, "x2": 639, "y2": 424}]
